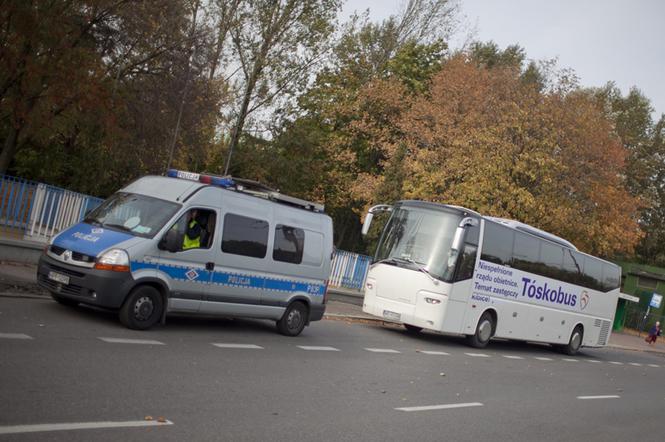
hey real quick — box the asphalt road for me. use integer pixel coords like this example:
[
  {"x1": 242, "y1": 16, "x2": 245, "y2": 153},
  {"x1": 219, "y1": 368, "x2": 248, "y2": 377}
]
[{"x1": 1, "y1": 296, "x2": 664, "y2": 442}]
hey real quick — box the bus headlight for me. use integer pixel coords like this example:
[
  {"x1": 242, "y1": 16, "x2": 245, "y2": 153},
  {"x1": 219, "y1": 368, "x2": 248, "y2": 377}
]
[{"x1": 425, "y1": 297, "x2": 441, "y2": 304}]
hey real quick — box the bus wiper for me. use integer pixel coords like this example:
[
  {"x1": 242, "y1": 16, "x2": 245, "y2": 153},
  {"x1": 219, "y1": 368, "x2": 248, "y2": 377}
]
[{"x1": 393, "y1": 257, "x2": 440, "y2": 284}]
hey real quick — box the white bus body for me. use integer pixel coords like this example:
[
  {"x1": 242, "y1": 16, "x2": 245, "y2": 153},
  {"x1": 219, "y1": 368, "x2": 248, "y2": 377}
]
[{"x1": 361, "y1": 201, "x2": 620, "y2": 354}]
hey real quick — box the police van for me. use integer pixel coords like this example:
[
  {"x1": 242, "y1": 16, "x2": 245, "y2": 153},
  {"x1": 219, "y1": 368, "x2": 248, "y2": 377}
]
[{"x1": 36, "y1": 170, "x2": 334, "y2": 336}]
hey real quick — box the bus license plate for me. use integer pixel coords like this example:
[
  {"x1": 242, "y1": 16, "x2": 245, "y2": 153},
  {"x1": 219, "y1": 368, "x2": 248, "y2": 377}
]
[
  {"x1": 383, "y1": 310, "x2": 401, "y2": 321},
  {"x1": 48, "y1": 271, "x2": 70, "y2": 285}
]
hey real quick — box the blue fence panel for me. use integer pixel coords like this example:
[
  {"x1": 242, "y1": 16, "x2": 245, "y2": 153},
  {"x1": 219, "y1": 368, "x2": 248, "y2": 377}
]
[
  {"x1": 330, "y1": 249, "x2": 372, "y2": 291},
  {"x1": 0, "y1": 175, "x2": 38, "y2": 230},
  {"x1": 0, "y1": 174, "x2": 105, "y2": 240}
]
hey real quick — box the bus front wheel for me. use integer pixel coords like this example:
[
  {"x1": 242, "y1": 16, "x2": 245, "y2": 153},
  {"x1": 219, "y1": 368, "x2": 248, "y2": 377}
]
[{"x1": 467, "y1": 312, "x2": 494, "y2": 348}]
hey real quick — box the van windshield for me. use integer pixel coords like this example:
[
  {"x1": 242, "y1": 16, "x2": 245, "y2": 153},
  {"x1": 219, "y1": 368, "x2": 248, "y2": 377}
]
[{"x1": 84, "y1": 192, "x2": 181, "y2": 239}]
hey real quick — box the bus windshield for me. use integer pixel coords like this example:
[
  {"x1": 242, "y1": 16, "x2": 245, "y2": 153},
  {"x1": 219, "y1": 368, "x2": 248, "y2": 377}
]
[
  {"x1": 375, "y1": 207, "x2": 462, "y2": 282},
  {"x1": 84, "y1": 192, "x2": 181, "y2": 239}
]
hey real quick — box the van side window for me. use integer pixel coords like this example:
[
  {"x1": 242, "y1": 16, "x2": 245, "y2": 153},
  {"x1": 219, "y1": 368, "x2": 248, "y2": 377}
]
[
  {"x1": 166, "y1": 208, "x2": 216, "y2": 251},
  {"x1": 273, "y1": 225, "x2": 305, "y2": 264},
  {"x1": 221, "y1": 213, "x2": 269, "y2": 258}
]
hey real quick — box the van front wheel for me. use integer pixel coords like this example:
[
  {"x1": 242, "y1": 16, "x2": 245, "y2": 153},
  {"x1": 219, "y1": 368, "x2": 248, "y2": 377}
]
[
  {"x1": 277, "y1": 301, "x2": 308, "y2": 336},
  {"x1": 119, "y1": 286, "x2": 163, "y2": 330}
]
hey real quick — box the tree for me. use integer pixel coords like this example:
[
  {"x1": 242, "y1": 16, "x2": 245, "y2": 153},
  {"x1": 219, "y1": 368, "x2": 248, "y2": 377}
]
[
  {"x1": 348, "y1": 56, "x2": 641, "y2": 257},
  {"x1": 221, "y1": 0, "x2": 341, "y2": 175}
]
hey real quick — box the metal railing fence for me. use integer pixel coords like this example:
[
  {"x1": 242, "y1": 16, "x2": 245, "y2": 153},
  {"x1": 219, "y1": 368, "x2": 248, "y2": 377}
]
[
  {"x1": 329, "y1": 249, "x2": 371, "y2": 291},
  {"x1": 0, "y1": 175, "x2": 103, "y2": 242}
]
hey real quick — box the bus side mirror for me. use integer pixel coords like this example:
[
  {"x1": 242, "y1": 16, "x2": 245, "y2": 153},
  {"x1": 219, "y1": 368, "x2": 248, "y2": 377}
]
[
  {"x1": 361, "y1": 204, "x2": 393, "y2": 236},
  {"x1": 361, "y1": 213, "x2": 374, "y2": 236}
]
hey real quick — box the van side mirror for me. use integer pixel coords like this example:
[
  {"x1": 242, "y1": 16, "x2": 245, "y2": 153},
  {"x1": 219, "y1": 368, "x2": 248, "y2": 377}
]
[
  {"x1": 361, "y1": 213, "x2": 374, "y2": 236},
  {"x1": 159, "y1": 229, "x2": 181, "y2": 253}
]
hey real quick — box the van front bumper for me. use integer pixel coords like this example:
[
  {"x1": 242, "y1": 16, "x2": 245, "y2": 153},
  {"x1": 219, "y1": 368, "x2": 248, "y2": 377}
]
[{"x1": 37, "y1": 254, "x2": 134, "y2": 309}]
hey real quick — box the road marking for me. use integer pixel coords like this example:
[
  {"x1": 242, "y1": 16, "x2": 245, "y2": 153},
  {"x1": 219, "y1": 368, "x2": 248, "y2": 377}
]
[
  {"x1": 419, "y1": 350, "x2": 450, "y2": 356},
  {"x1": 534, "y1": 357, "x2": 553, "y2": 361},
  {"x1": 503, "y1": 355, "x2": 524, "y2": 360},
  {"x1": 562, "y1": 358, "x2": 579, "y2": 362},
  {"x1": 395, "y1": 402, "x2": 484, "y2": 412},
  {"x1": 629, "y1": 362, "x2": 643, "y2": 367},
  {"x1": 365, "y1": 348, "x2": 400, "y2": 354},
  {"x1": 577, "y1": 395, "x2": 620, "y2": 400},
  {"x1": 297, "y1": 346, "x2": 339, "y2": 351},
  {"x1": 98, "y1": 338, "x2": 164, "y2": 345},
  {"x1": 609, "y1": 361, "x2": 624, "y2": 365},
  {"x1": 588, "y1": 360, "x2": 602, "y2": 363},
  {"x1": 648, "y1": 364, "x2": 660, "y2": 368},
  {"x1": 0, "y1": 333, "x2": 33, "y2": 340},
  {"x1": 0, "y1": 419, "x2": 173, "y2": 435},
  {"x1": 464, "y1": 353, "x2": 489, "y2": 358},
  {"x1": 212, "y1": 343, "x2": 263, "y2": 349}
]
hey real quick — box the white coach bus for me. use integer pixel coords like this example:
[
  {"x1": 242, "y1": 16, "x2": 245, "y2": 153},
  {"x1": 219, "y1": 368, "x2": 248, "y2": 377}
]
[{"x1": 360, "y1": 201, "x2": 621, "y2": 354}]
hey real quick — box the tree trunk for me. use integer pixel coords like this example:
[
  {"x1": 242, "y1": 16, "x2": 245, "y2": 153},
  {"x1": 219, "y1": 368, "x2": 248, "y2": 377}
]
[{"x1": 0, "y1": 124, "x2": 20, "y2": 175}]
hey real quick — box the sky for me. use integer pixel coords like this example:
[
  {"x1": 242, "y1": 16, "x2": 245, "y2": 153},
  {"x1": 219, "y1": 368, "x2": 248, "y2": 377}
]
[{"x1": 341, "y1": 0, "x2": 665, "y2": 118}]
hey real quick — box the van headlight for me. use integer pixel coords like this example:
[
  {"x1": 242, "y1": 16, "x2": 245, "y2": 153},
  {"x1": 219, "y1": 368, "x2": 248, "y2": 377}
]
[{"x1": 94, "y1": 249, "x2": 130, "y2": 272}]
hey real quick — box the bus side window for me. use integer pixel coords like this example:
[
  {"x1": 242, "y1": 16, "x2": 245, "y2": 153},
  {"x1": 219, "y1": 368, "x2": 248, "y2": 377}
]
[{"x1": 480, "y1": 222, "x2": 514, "y2": 266}]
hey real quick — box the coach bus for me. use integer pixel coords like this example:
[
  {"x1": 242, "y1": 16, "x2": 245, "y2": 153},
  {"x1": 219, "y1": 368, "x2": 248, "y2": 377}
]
[{"x1": 360, "y1": 201, "x2": 620, "y2": 354}]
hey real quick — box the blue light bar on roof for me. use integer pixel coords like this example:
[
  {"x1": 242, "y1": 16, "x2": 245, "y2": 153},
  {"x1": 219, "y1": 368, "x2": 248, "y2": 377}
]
[{"x1": 166, "y1": 169, "x2": 234, "y2": 188}]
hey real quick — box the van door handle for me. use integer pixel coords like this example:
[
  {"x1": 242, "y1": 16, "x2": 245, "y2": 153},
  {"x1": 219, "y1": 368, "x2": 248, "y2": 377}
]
[{"x1": 205, "y1": 262, "x2": 214, "y2": 271}]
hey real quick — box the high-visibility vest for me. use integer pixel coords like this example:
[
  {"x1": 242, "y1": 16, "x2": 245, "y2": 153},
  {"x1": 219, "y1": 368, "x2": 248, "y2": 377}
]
[{"x1": 183, "y1": 220, "x2": 200, "y2": 250}]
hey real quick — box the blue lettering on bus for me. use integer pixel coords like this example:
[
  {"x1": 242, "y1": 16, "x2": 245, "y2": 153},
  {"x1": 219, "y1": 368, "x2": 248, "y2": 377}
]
[{"x1": 520, "y1": 277, "x2": 577, "y2": 307}]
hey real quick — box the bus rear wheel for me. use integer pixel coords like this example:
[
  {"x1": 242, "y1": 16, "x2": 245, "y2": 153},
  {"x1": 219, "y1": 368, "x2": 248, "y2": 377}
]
[
  {"x1": 561, "y1": 325, "x2": 583, "y2": 355},
  {"x1": 467, "y1": 312, "x2": 494, "y2": 348}
]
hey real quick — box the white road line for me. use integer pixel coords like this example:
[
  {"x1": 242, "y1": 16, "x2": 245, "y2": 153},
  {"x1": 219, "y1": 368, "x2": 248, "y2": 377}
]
[
  {"x1": 98, "y1": 338, "x2": 164, "y2": 345},
  {"x1": 587, "y1": 360, "x2": 602, "y2": 363},
  {"x1": 418, "y1": 350, "x2": 450, "y2": 356},
  {"x1": 629, "y1": 363, "x2": 643, "y2": 367},
  {"x1": 0, "y1": 419, "x2": 173, "y2": 435},
  {"x1": 609, "y1": 361, "x2": 624, "y2": 365},
  {"x1": 534, "y1": 357, "x2": 553, "y2": 361},
  {"x1": 297, "y1": 346, "x2": 340, "y2": 351},
  {"x1": 648, "y1": 364, "x2": 660, "y2": 368},
  {"x1": 0, "y1": 333, "x2": 33, "y2": 340},
  {"x1": 562, "y1": 358, "x2": 579, "y2": 362},
  {"x1": 464, "y1": 353, "x2": 489, "y2": 358},
  {"x1": 395, "y1": 402, "x2": 484, "y2": 412},
  {"x1": 503, "y1": 355, "x2": 524, "y2": 360},
  {"x1": 212, "y1": 343, "x2": 263, "y2": 349},
  {"x1": 365, "y1": 348, "x2": 400, "y2": 354},
  {"x1": 577, "y1": 395, "x2": 620, "y2": 400}
]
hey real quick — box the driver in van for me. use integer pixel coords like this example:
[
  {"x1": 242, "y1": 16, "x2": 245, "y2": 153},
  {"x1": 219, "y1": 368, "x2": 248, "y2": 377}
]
[{"x1": 183, "y1": 209, "x2": 202, "y2": 250}]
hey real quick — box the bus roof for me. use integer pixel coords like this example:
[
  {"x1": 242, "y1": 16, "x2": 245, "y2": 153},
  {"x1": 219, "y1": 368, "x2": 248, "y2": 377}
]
[{"x1": 397, "y1": 200, "x2": 578, "y2": 251}]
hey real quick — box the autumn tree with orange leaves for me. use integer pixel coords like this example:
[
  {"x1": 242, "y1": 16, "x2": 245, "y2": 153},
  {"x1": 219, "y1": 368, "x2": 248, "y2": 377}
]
[{"x1": 349, "y1": 56, "x2": 642, "y2": 257}]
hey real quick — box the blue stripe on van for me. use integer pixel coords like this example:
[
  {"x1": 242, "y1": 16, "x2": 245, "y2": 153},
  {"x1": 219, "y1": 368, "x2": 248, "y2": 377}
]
[{"x1": 130, "y1": 261, "x2": 325, "y2": 295}]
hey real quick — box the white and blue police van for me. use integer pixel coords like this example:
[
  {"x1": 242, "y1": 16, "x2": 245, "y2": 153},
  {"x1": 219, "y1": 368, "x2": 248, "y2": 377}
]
[{"x1": 36, "y1": 170, "x2": 334, "y2": 336}]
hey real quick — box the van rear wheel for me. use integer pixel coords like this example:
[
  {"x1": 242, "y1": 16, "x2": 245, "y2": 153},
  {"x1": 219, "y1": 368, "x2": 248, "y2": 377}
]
[
  {"x1": 277, "y1": 301, "x2": 308, "y2": 336},
  {"x1": 119, "y1": 286, "x2": 163, "y2": 330}
]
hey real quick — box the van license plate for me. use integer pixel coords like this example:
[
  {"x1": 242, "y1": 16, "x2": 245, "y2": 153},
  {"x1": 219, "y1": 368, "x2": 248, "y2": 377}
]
[
  {"x1": 383, "y1": 310, "x2": 401, "y2": 321},
  {"x1": 48, "y1": 271, "x2": 70, "y2": 285}
]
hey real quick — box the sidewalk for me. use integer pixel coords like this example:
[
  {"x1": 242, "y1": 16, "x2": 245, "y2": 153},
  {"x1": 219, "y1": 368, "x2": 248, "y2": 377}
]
[{"x1": 2, "y1": 259, "x2": 664, "y2": 354}]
